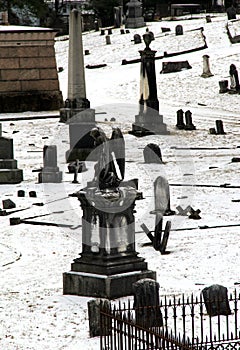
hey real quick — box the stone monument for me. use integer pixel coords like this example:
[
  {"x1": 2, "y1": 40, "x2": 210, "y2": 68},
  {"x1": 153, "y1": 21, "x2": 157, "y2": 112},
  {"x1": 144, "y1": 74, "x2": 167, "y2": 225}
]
[
  {"x1": 201, "y1": 55, "x2": 214, "y2": 78},
  {"x1": 38, "y1": 145, "x2": 62, "y2": 183},
  {"x1": 130, "y1": 33, "x2": 169, "y2": 136},
  {"x1": 63, "y1": 127, "x2": 156, "y2": 299},
  {"x1": 0, "y1": 125, "x2": 23, "y2": 184},
  {"x1": 60, "y1": 9, "x2": 96, "y2": 161},
  {"x1": 229, "y1": 63, "x2": 240, "y2": 92},
  {"x1": 125, "y1": 0, "x2": 145, "y2": 29}
]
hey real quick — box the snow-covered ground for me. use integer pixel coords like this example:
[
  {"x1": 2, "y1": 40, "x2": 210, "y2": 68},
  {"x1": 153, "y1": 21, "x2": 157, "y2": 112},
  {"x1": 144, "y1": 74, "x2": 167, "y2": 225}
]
[{"x1": 0, "y1": 13, "x2": 239, "y2": 350}]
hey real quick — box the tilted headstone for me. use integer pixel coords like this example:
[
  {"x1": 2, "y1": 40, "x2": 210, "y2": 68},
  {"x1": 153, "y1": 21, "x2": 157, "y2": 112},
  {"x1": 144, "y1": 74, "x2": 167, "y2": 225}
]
[
  {"x1": 143, "y1": 143, "x2": 162, "y2": 163},
  {"x1": 133, "y1": 278, "x2": 163, "y2": 328},
  {"x1": 176, "y1": 109, "x2": 185, "y2": 129},
  {"x1": 202, "y1": 284, "x2": 231, "y2": 316},
  {"x1": 38, "y1": 145, "x2": 62, "y2": 183},
  {"x1": 219, "y1": 80, "x2": 228, "y2": 93},
  {"x1": 215, "y1": 120, "x2": 226, "y2": 135},
  {"x1": 175, "y1": 25, "x2": 183, "y2": 36},
  {"x1": 185, "y1": 110, "x2": 196, "y2": 130},
  {"x1": 133, "y1": 33, "x2": 142, "y2": 44},
  {"x1": 2, "y1": 199, "x2": 16, "y2": 210},
  {"x1": 201, "y1": 55, "x2": 214, "y2": 78},
  {"x1": 154, "y1": 176, "x2": 175, "y2": 216},
  {"x1": 88, "y1": 298, "x2": 111, "y2": 337}
]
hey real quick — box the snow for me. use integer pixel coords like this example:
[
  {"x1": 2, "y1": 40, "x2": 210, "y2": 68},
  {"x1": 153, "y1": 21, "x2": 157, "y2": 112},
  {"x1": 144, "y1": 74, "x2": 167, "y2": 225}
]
[{"x1": 0, "y1": 13, "x2": 240, "y2": 349}]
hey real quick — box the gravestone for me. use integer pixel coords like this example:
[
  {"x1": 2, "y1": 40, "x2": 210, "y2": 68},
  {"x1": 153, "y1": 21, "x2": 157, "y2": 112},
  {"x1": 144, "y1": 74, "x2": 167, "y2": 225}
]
[
  {"x1": 154, "y1": 176, "x2": 175, "y2": 216},
  {"x1": 176, "y1": 109, "x2": 185, "y2": 129},
  {"x1": 2, "y1": 199, "x2": 16, "y2": 210},
  {"x1": 175, "y1": 25, "x2": 183, "y2": 36},
  {"x1": 17, "y1": 190, "x2": 25, "y2": 197},
  {"x1": 130, "y1": 33, "x2": 169, "y2": 136},
  {"x1": 219, "y1": 80, "x2": 228, "y2": 93},
  {"x1": 133, "y1": 33, "x2": 142, "y2": 44},
  {"x1": 161, "y1": 61, "x2": 192, "y2": 74},
  {"x1": 185, "y1": 110, "x2": 196, "y2": 130},
  {"x1": 125, "y1": 0, "x2": 145, "y2": 29},
  {"x1": 105, "y1": 35, "x2": 111, "y2": 45},
  {"x1": 143, "y1": 143, "x2": 162, "y2": 163},
  {"x1": 206, "y1": 15, "x2": 212, "y2": 23},
  {"x1": 120, "y1": 29, "x2": 125, "y2": 34},
  {"x1": 0, "y1": 126, "x2": 23, "y2": 184},
  {"x1": 88, "y1": 299, "x2": 111, "y2": 337},
  {"x1": 100, "y1": 29, "x2": 105, "y2": 35},
  {"x1": 38, "y1": 145, "x2": 62, "y2": 183},
  {"x1": 229, "y1": 64, "x2": 240, "y2": 92},
  {"x1": 216, "y1": 120, "x2": 226, "y2": 135},
  {"x1": 108, "y1": 28, "x2": 112, "y2": 35},
  {"x1": 161, "y1": 27, "x2": 170, "y2": 33},
  {"x1": 202, "y1": 284, "x2": 231, "y2": 316},
  {"x1": 114, "y1": 6, "x2": 123, "y2": 28},
  {"x1": 133, "y1": 279, "x2": 163, "y2": 328},
  {"x1": 201, "y1": 55, "x2": 214, "y2": 78},
  {"x1": 227, "y1": 5, "x2": 237, "y2": 20}
]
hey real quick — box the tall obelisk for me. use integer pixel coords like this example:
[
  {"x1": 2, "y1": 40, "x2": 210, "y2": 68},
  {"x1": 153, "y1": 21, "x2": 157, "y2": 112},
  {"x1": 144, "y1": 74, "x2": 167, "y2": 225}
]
[{"x1": 60, "y1": 9, "x2": 96, "y2": 161}]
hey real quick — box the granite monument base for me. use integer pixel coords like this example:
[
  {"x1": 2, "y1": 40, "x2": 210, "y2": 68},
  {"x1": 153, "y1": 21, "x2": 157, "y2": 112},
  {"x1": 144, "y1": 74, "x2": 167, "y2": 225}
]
[
  {"x1": 0, "y1": 169, "x2": 23, "y2": 184},
  {"x1": 125, "y1": 18, "x2": 145, "y2": 29},
  {"x1": 130, "y1": 112, "x2": 169, "y2": 136},
  {"x1": 38, "y1": 170, "x2": 62, "y2": 183}
]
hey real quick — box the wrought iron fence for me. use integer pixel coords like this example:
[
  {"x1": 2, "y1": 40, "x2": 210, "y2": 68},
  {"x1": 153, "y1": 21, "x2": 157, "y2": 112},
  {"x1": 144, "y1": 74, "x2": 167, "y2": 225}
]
[{"x1": 100, "y1": 289, "x2": 240, "y2": 350}]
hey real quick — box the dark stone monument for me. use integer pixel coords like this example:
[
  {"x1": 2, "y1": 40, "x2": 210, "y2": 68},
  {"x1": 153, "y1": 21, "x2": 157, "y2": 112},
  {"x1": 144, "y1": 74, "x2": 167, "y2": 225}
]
[
  {"x1": 60, "y1": 10, "x2": 96, "y2": 162},
  {"x1": 185, "y1": 110, "x2": 196, "y2": 130},
  {"x1": 88, "y1": 298, "x2": 111, "y2": 337},
  {"x1": 206, "y1": 15, "x2": 212, "y2": 23},
  {"x1": 17, "y1": 190, "x2": 25, "y2": 197},
  {"x1": 29, "y1": 191, "x2": 37, "y2": 198},
  {"x1": 120, "y1": 28, "x2": 125, "y2": 34},
  {"x1": 114, "y1": 6, "x2": 123, "y2": 28},
  {"x1": 161, "y1": 61, "x2": 192, "y2": 74},
  {"x1": 125, "y1": 0, "x2": 145, "y2": 29},
  {"x1": 133, "y1": 278, "x2": 163, "y2": 328},
  {"x1": 143, "y1": 143, "x2": 162, "y2": 163},
  {"x1": 108, "y1": 28, "x2": 112, "y2": 35},
  {"x1": 38, "y1": 145, "x2": 62, "y2": 183},
  {"x1": 2, "y1": 199, "x2": 16, "y2": 210},
  {"x1": 227, "y1": 5, "x2": 237, "y2": 20},
  {"x1": 175, "y1": 25, "x2": 183, "y2": 36},
  {"x1": 209, "y1": 127, "x2": 217, "y2": 135},
  {"x1": 219, "y1": 80, "x2": 228, "y2": 93},
  {"x1": 130, "y1": 33, "x2": 169, "y2": 136},
  {"x1": 216, "y1": 120, "x2": 226, "y2": 135},
  {"x1": 202, "y1": 284, "x2": 231, "y2": 316},
  {"x1": 133, "y1": 33, "x2": 142, "y2": 44},
  {"x1": 100, "y1": 29, "x2": 105, "y2": 35},
  {"x1": 105, "y1": 35, "x2": 111, "y2": 45},
  {"x1": 229, "y1": 63, "x2": 240, "y2": 93},
  {"x1": 176, "y1": 109, "x2": 185, "y2": 129},
  {"x1": 63, "y1": 127, "x2": 156, "y2": 299},
  {"x1": 0, "y1": 126, "x2": 23, "y2": 184},
  {"x1": 201, "y1": 55, "x2": 214, "y2": 78}
]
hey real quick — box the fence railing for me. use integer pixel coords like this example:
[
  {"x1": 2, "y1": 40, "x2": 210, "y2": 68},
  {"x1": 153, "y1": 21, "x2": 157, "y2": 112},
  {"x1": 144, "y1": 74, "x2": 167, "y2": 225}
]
[{"x1": 100, "y1": 289, "x2": 240, "y2": 350}]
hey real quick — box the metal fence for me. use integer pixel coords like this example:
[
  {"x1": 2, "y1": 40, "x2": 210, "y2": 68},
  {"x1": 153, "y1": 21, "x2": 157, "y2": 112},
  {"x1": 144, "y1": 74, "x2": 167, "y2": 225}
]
[{"x1": 100, "y1": 289, "x2": 240, "y2": 350}]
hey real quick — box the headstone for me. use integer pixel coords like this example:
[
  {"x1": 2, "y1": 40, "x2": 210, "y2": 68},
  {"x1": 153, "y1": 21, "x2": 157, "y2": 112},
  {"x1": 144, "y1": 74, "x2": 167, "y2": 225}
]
[
  {"x1": 105, "y1": 35, "x2": 111, "y2": 45},
  {"x1": 229, "y1": 64, "x2": 240, "y2": 92},
  {"x1": 0, "y1": 127, "x2": 23, "y2": 184},
  {"x1": 209, "y1": 128, "x2": 217, "y2": 135},
  {"x1": 126, "y1": 29, "x2": 130, "y2": 34},
  {"x1": 94, "y1": 20, "x2": 99, "y2": 31},
  {"x1": 108, "y1": 28, "x2": 112, "y2": 35},
  {"x1": 202, "y1": 284, "x2": 231, "y2": 316},
  {"x1": 133, "y1": 33, "x2": 142, "y2": 44},
  {"x1": 17, "y1": 190, "x2": 25, "y2": 197},
  {"x1": 100, "y1": 29, "x2": 105, "y2": 35},
  {"x1": 176, "y1": 109, "x2": 185, "y2": 129},
  {"x1": 88, "y1": 299, "x2": 111, "y2": 337},
  {"x1": 215, "y1": 120, "x2": 226, "y2": 134},
  {"x1": 114, "y1": 6, "x2": 123, "y2": 28},
  {"x1": 84, "y1": 49, "x2": 90, "y2": 55},
  {"x1": 227, "y1": 5, "x2": 237, "y2": 20},
  {"x1": 154, "y1": 176, "x2": 175, "y2": 216},
  {"x1": 201, "y1": 55, "x2": 214, "y2": 78},
  {"x1": 125, "y1": 0, "x2": 145, "y2": 29},
  {"x1": 206, "y1": 15, "x2": 212, "y2": 23},
  {"x1": 120, "y1": 29, "x2": 125, "y2": 34},
  {"x1": 29, "y1": 191, "x2": 37, "y2": 198},
  {"x1": 133, "y1": 279, "x2": 163, "y2": 328},
  {"x1": 175, "y1": 25, "x2": 183, "y2": 36},
  {"x1": 161, "y1": 27, "x2": 171, "y2": 33},
  {"x1": 143, "y1": 143, "x2": 162, "y2": 163},
  {"x1": 161, "y1": 61, "x2": 192, "y2": 74},
  {"x1": 185, "y1": 110, "x2": 196, "y2": 130},
  {"x1": 2, "y1": 199, "x2": 16, "y2": 210},
  {"x1": 219, "y1": 80, "x2": 228, "y2": 93},
  {"x1": 38, "y1": 145, "x2": 62, "y2": 183}
]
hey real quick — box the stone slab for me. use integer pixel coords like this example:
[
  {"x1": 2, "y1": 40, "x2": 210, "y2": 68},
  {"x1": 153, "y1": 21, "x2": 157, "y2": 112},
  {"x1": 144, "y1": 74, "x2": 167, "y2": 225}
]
[
  {"x1": 0, "y1": 169, "x2": 23, "y2": 184},
  {"x1": 38, "y1": 171, "x2": 62, "y2": 183},
  {"x1": 0, "y1": 159, "x2": 17, "y2": 169},
  {"x1": 63, "y1": 270, "x2": 156, "y2": 299}
]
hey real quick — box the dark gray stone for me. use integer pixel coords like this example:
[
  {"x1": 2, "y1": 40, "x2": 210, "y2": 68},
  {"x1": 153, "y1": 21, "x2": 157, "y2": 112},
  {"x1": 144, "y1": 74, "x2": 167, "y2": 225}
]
[
  {"x1": 133, "y1": 278, "x2": 163, "y2": 328},
  {"x1": 161, "y1": 61, "x2": 192, "y2": 74},
  {"x1": 88, "y1": 299, "x2": 111, "y2": 337},
  {"x1": 2, "y1": 199, "x2": 16, "y2": 209},
  {"x1": 185, "y1": 110, "x2": 196, "y2": 130},
  {"x1": 133, "y1": 33, "x2": 142, "y2": 44},
  {"x1": 17, "y1": 190, "x2": 25, "y2": 197},
  {"x1": 227, "y1": 6, "x2": 237, "y2": 20},
  {"x1": 219, "y1": 80, "x2": 228, "y2": 93},
  {"x1": 215, "y1": 120, "x2": 225, "y2": 135},
  {"x1": 176, "y1": 109, "x2": 185, "y2": 129},
  {"x1": 29, "y1": 191, "x2": 37, "y2": 198},
  {"x1": 143, "y1": 143, "x2": 162, "y2": 163},
  {"x1": 38, "y1": 145, "x2": 62, "y2": 183},
  {"x1": 175, "y1": 25, "x2": 183, "y2": 35},
  {"x1": 202, "y1": 284, "x2": 231, "y2": 316},
  {"x1": 229, "y1": 64, "x2": 240, "y2": 92},
  {"x1": 105, "y1": 35, "x2": 111, "y2": 45}
]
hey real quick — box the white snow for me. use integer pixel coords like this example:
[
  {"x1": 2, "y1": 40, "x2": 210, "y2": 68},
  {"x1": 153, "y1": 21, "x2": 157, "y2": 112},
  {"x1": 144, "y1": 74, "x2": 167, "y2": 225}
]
[{"x1": 0, "y1": 13, "x2": 240, "y2": 349}]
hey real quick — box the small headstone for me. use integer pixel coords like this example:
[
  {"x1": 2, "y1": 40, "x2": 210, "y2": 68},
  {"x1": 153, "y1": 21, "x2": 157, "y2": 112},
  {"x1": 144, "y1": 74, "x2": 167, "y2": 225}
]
[
  {"x1": 133, "y1": 33, "x2": 142, "y2": 44},
  {"x1": 201, "y1": 55, "x2": 213, "y2": 78},
  {"x1": 133, "y1": 279, "x2": 163, "y2": 328},
  {"x1": 38, "y1": 145, "x2": 62, "y2": 183},
  {"x1": 17, "y1": 190, "x2": 25, "y2": 197},
  {"x1": 94, "y1": 20, "x2": 99, "y2": 31},
  {"x1": 232, "y1": 157, "x2": 240, "y2": 162},
  {"x1": 160, "y1": 221, "x2": 171, "y2": 254},
  {"x1": 29, "y1": 191, "x2": 37, "y2": 198},
  {"x1": 10, "y1": 217, "x2": 21, "y2": 225},
  {"x1": 161, "y1": 61, "x2": 192, "y2": 74},
  {"x1": 202, "y1": 284, "x2": 231, "y2": 316},
  {"x1": 219, "y1": 80, "x2": 228, "y2": 93},
  {"x1": 84, "y1": 49, "x2": 90, "y2": 55},
  {"x1": 100, "y1": 29, "x2": 105, "y2": 35},
  {"x1": 107, "y1": 28, "x2": 112, "y2": 35},
  {"x1": 175, "y1": 25, "x2": 183, "y2": 36},
  {"x1": 2, "y1": 199, "x2": 16, "y2": 210},
  {"x1": 209, "y1": 128, "x2": 217, "y2": 135},
  {"x1": 227, "y1": 5, "x2": 237, "y2": 20},
  {"x1": 161, "y1": 27, "x2": 171, "y2": 33},
  {"x1": 105, "y1": 35, "x2": 111, "y2": 45},
  {"x1": 143, "y1": 143, "x2": 162, "y2": 163},
  {"x1": 120, "y1": 29, "x2": 125, "y2": 34},
  {"x1": 229, "y1": 64, "x2": 240, "y2": 92},
  {"x1": 206, "y1": 15, "x2": 212, "y2": 23},
  {"x1": 154, "y1": 176, "x2": 175, "y2": 216},
  {"x1": 126, "y1": 29, "x2": 130, "y2": 34},
  {"x1": 176, "y1": 109, "x2": 185, "y2": 129},
  {"x1": 215, "y1": 120, "x2": 226, "y2": 135},
  {"x1": 88, "y1": 299, "x2": 111, "y2": 337},
  {"x1": 185, "y1": 110, "x2": 196, "y2": 130}
]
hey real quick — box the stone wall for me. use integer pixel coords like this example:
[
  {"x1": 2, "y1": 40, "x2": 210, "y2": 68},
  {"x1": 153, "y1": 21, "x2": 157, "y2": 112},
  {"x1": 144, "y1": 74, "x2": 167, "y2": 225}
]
[{"x1": 0, "y1": 27, "x2": 63, "y2": 112}]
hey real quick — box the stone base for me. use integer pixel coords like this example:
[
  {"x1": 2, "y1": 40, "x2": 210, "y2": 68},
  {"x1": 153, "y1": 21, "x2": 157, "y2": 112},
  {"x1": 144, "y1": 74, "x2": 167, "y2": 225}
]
[
  {"x1": 129, "y1": 113, "x2": 169, "y2": 136},
  {"x1": 0, "y1": 91, "x2": 63, "y2": 113},
  {"x1": 0, "y1": 169, "x2": 23, "y2": 184},
  {"x1": 63, "y1": 269, "x2": 156, "y2": 299},
  {"x1": 38, "y1": 171, "x2": 62, "y2": 183},
  {"x1": 125, "y1": 18, "x2": 146, "y2": 29},
  {"x1": 0, "y1": 159, "x2": 17, "y2": 169}
]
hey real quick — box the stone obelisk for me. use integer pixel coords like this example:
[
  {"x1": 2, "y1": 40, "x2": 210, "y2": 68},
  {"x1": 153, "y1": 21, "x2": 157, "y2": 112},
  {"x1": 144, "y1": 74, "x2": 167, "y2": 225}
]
[{"x1": 60, "y1": 9, "x2": 96, "y2": 161}]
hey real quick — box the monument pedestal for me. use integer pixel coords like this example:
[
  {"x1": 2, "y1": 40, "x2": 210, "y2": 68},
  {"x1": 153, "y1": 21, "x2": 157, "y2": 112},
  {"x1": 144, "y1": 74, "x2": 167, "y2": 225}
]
[
  {"x1": 63, "y1": 185, "x2": 156, "y2": 299},
  {"x1": 38, "y1": 145, "x2": 62, "y2": 183},
  {"x1": 130, "y1": 110, "x2": 169, "y2": 136},
  {"x1": 125, "y1": 0, "x2": 145, "y2": 29},
  {"x1": 0, "y1": 136, "x2": 23, "y2": 184}
]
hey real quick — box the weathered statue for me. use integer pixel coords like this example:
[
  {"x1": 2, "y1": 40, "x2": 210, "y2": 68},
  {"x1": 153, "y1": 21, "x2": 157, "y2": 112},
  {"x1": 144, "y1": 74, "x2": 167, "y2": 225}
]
[{"x1": 90, "y1": 127, "x2": 125, "y2": 190}]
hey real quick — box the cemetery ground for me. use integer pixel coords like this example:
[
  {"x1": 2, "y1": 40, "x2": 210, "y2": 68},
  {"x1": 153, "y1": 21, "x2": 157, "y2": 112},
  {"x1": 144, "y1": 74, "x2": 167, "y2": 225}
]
[{"x1": 0, "y1": 12, "x2": 240, "y2": 350}]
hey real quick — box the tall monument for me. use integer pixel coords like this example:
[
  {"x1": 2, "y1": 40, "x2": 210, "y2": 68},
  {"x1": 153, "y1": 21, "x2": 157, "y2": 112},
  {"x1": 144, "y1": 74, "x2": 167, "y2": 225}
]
[
  {"x1": 60, "y1": 9, "x2": 96, "y2": 161},
  {"x1": 130, "y1": 33, "x2": 169, "y2": 136}
]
